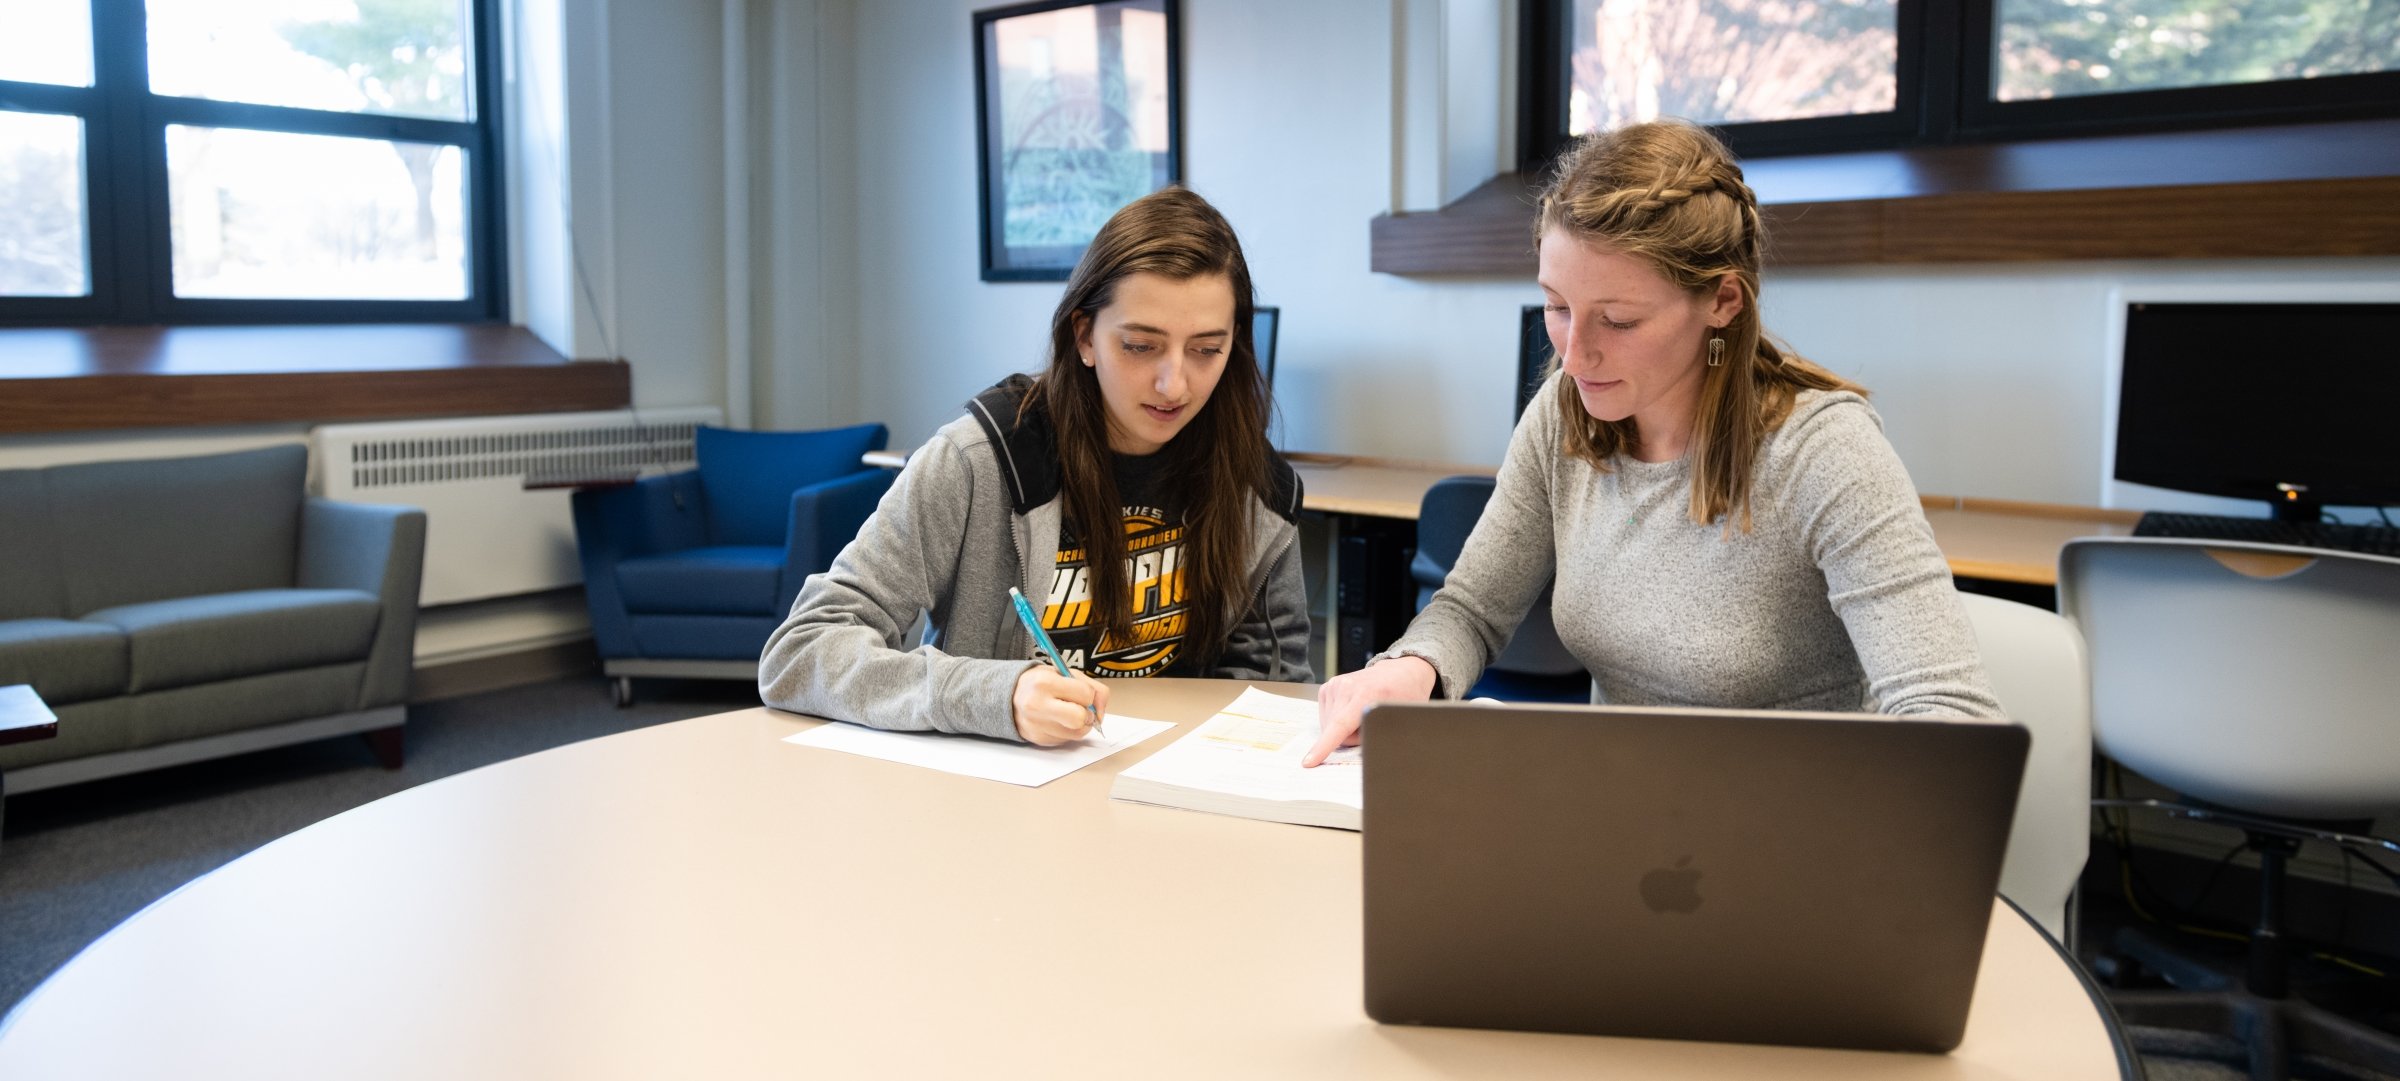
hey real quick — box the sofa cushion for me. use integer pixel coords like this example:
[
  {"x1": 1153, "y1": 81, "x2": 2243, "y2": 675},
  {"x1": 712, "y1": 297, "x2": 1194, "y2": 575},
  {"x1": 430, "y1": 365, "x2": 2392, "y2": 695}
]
[
  {"x1": 0, "y1": 619, "x2": 129, "y2": 706},
  {"x1": 83, "y1": 589, "x2": 382, "y2": 694},
  {"x1": 51, "y1": 445, "x2": 306, "y2": 615},
  {"x1": 695, "y1": 424, "x2": 886, "y2": 547},
  {"x1": 0, "y1": 469, "x2": 66, "y2": 620},
  {"x1": 616, "y1": 546, "x2": 787, "y2": 617}
]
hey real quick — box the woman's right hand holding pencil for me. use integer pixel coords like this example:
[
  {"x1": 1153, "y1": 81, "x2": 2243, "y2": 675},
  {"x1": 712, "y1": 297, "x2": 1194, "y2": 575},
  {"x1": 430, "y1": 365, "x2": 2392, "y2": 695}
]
[{"x1": 1012, "y1": 665, "x2": 1109, "y2": 745}]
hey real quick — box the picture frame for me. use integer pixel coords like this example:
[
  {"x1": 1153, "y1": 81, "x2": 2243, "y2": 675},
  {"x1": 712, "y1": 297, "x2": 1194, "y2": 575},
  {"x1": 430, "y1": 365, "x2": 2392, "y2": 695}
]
[{"x1": 973, "y1": 0, "x2": 1181, "y2": 282}]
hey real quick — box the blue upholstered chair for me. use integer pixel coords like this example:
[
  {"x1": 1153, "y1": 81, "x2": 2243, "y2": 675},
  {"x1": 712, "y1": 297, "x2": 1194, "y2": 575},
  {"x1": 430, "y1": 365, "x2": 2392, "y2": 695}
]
[
  {"x1": 571, "y1": 423, "x2": 892, "y2": 705},
  {"x1": 1411, "y1": 475, "x2": 1590, "y2": 702}
]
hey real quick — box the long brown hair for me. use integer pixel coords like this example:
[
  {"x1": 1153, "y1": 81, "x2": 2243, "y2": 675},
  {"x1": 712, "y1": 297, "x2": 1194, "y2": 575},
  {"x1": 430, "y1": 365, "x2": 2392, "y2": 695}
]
[
  {"x1": 1035, "y1": 186, "x2": 1271, "y2": 668},
  {"x1": 1534, "y1": 119, "x2": 1864, "y2": 531}
]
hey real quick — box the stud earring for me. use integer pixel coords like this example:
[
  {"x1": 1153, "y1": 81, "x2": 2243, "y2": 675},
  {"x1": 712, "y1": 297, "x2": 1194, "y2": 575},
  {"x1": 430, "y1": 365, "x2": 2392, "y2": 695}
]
[{"x1": 1706, "y1": 335, "x2": 1726, "y2": 367}]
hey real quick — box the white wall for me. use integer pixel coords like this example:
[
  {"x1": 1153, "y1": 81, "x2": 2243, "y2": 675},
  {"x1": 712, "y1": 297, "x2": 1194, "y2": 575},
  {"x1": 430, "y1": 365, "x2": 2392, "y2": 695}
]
[
  {"x1": 753, "y1": 0, "x2": 858, "y2": 433},
  {"x1": 1770, "y1": 257, "x2": 2400, "y2": 507},
  {"x1": 598, "y1": 0, "x2": 729, "y2": 411},
  {"x1": 828, "y1": 0, "x2": 2400, "y2": 513}
]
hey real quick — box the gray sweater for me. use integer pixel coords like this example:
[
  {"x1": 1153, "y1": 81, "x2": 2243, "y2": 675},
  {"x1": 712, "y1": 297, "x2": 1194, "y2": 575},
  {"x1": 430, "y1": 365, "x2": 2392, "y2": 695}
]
[
  {"x1": 760, "y1": 380, "x2": 1313, "y2": 740},
  {"x1": 1391, "y1": 379, "x2": 2001, "y2": 718}
]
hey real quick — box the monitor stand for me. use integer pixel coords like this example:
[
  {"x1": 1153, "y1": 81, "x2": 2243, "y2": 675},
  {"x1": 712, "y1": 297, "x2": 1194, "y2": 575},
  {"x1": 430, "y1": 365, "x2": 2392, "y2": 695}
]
[{"x1": 2272, "y1": 497, "x2": 2324, "y2": 523}]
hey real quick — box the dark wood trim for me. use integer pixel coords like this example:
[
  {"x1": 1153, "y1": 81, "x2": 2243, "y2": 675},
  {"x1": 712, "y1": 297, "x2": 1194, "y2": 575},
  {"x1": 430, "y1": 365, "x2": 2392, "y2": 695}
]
[
  {"x1": 0, "y1": 324, "x2": 630, "y2": 433},
  {"x1": 1373, "y1": 120, "x2": 2400, "y2": 274},
  {"x1": 1370, "y1": 174, "x2": 1541, "y2": 276}
]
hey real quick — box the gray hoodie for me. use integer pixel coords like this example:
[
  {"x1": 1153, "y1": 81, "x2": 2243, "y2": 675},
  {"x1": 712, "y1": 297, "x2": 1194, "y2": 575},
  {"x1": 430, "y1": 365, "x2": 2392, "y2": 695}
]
[{"x1": 759, "y1": 376, "x2": 1313, "y2": 739}]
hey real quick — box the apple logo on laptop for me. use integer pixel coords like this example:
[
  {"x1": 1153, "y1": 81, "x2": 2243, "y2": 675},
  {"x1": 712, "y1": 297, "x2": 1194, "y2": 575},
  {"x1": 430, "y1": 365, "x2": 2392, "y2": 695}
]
[{"x1": 1640, "y1": 856, "x2": 1703, "y2": 914}]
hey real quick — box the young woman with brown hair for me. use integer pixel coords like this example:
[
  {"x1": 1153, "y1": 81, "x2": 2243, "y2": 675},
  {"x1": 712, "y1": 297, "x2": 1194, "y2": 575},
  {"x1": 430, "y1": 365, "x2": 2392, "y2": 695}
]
[
  {"x1": 1304, "y1": 119, "x2": 1999, "y2": 765},
  {"x1": 762, "y1": 186, "x2": 1310, "y2": 745}
]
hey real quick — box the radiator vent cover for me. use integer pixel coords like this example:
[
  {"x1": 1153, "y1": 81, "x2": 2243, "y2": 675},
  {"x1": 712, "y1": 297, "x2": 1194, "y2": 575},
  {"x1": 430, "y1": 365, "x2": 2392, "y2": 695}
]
[{"x1": 314, "y1": 408, "x2": 723, "y2": 606}]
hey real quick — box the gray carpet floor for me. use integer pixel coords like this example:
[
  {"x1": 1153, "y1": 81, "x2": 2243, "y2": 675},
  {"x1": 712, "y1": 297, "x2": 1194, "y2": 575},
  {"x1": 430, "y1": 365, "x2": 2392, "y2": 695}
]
[{"x1": 1, "y1": 675, "x2": 2392, "y2": 1079}]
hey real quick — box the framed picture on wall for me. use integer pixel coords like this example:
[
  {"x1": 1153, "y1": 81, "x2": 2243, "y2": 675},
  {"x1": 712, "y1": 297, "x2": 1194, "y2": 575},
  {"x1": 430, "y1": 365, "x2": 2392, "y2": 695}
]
[{"x1": 974, "y1": 0, "x2": 1181, "y2": 282}]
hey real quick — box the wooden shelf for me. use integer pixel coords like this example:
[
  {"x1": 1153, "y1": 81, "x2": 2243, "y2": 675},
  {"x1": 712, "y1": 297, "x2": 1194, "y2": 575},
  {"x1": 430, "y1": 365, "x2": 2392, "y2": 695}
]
[
  {"x1": 0, "y1": 324, "x2": 631, "y2": 434},
  {"x1": 1371, "y1": 119, "x2": 2400, "y2": 274}
]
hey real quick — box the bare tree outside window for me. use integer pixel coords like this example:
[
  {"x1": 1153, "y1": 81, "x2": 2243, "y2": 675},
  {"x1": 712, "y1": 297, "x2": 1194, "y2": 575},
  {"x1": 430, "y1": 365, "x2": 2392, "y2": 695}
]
[
  {"x1": 1997, "y1": 0, "x2": 2400, "y2": 101},
  {"x1": 145, "y1": 0, "x2": 472, "y2": 299},
  {"x1": 167, "y1": 126, "x2": 466, "y2": 300},
  {"x1": 0, "y1": 1, "x2": 95, "y2": 87},
  {"x1": 1566, "y1": 0, "x2": 1898, "y2": 135},
  {"x1": 0, "y1": 112, "x2": 88, "y2": 298}
]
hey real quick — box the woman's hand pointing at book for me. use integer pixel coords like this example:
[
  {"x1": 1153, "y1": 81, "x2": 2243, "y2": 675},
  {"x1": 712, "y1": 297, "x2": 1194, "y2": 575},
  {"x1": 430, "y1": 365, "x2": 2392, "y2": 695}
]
[{"x1": 1302, "y1": 654, "x2": 1437, "y2": 767}]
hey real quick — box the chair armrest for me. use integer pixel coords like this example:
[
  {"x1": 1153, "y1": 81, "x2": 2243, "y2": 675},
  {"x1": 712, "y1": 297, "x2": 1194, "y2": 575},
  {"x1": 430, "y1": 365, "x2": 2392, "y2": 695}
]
[
  {"x1": 571, "y1": 472, "x2": 708, "y2": 561},
  {"x1": 779, "y1": 469, "x2": 896, "y2": 612},
  {"x1": 571, "y1": 472, "x2": 706, "y2": 660},
  {"x1": 299, "y1": 497, "x2": 427, "y2": 709}
]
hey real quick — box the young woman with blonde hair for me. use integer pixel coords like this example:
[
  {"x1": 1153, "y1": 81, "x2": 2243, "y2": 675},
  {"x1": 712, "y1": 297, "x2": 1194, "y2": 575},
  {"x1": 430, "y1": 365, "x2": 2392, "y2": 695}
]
[
  {"x1": 1305, "y1": 120, "x2": 1998, "y2": 764},
  {"x1": 764, "y1": 187, "x2": 1310, "y2": 745}
]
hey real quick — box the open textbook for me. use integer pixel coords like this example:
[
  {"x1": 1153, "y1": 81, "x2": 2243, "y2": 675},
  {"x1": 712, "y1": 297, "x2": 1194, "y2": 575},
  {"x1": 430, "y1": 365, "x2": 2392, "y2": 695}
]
[{"x1": 1110, "y1": 686, "x2": 1363, "y2": 830}]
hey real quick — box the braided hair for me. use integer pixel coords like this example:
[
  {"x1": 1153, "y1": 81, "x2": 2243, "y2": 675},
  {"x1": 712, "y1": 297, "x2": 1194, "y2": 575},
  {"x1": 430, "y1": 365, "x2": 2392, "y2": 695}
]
[{"x1": 1532, "y1": 119, "x2": 1862, "y2": 532}]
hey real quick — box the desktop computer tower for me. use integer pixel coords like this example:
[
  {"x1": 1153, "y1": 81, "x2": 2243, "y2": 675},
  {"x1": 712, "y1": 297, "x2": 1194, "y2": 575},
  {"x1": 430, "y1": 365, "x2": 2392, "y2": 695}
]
[{"x1": 1336, "y1": 519, "x2": 1416, "y2": 673}]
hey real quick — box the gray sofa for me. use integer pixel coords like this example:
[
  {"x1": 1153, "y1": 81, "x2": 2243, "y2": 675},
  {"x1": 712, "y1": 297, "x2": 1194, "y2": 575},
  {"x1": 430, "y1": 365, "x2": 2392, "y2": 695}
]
[{"x1": 0, "y1": 444, "x2": 425, "y2": 801}]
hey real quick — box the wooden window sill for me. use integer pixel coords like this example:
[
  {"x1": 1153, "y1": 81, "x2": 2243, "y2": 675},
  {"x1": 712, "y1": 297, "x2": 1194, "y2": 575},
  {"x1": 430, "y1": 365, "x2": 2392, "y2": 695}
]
[
  {"x1": 1370, "y1": 118, "x2": 2400, "y2": 274},
  {"x1": 0, "y1": 324, "x2": 630, "y2": 434}
]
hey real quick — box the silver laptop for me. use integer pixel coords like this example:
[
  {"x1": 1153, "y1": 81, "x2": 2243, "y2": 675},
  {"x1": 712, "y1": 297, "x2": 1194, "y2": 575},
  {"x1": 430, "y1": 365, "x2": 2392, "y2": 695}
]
[{"x1": 1361, "y1": 702, "x2": 2028, "y2": 1053}]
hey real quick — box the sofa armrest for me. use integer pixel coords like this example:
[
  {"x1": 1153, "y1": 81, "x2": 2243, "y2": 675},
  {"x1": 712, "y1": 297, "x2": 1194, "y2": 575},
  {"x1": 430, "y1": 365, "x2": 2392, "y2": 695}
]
[
  {"x1": 777, "y1": 468, "x2": 896, "y2": 614},
  {"x1": 299, "y1": 497, "x2": 427, "y2": 709},
  {"x1": 571, "y1": 472, "x2": 707, "y2": 659}
]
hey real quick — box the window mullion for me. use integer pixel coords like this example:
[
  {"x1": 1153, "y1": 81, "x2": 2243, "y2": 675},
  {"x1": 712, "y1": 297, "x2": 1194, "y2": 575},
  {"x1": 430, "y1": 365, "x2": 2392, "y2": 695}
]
[
  {"x1": 86, "y1": 0, "x2": 161, "y2": 321},
  {"x1": 0, "y1": 81, "x2": 99, "y2": 115},
  {"x1": 147, "y1": 96, "x2": 481, "y2": 147},
  {"x1": 1916, "y1": 0, "x2": 1967, "y2": 145},
  {"x1": 13, "y1": 0, "x2": 505, "y2": 324}
]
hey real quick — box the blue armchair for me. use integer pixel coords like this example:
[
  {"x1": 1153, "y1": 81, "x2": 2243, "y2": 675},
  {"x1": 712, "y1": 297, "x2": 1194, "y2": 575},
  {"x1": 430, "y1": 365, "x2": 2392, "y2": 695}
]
[{"x1": 571, "y1": 423, "x2": 893, "y2": 705}]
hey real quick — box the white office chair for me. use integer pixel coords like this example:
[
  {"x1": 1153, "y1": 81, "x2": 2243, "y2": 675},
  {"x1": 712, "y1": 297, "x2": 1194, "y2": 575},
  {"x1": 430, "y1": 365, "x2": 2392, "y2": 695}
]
[
  {"x1": 2059, "y1": 536, "x2": 2400, "y2": 1081},
  {"x1": 1956, "y1": 591, "x2": 2091, "y2": 943}
]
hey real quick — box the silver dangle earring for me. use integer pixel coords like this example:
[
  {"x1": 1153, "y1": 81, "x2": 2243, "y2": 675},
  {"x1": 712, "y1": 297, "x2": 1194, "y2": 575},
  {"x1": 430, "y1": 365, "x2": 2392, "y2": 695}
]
[{"x1": 1706, "y1": 335, "x2": 1726, "y2": 367}]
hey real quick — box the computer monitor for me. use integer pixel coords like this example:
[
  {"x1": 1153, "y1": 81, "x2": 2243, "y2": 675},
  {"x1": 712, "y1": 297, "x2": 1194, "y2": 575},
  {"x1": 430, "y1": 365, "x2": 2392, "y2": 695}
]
[
  {"x1": 1518, "y1": 305, "x2": 1554, "y2": 421},
  {"x1": 1252, "y1": 305, "x2": 1279, "y2": 390},
  {"x1": 2115, "y1": 302, "x2": 2400, "y2": 522}
]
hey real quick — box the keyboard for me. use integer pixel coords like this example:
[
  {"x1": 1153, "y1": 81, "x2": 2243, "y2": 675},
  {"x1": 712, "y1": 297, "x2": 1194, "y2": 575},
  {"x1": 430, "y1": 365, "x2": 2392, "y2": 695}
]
[{"x1": 2132, "y1": 513, "x2": 2400, "y2": 558}]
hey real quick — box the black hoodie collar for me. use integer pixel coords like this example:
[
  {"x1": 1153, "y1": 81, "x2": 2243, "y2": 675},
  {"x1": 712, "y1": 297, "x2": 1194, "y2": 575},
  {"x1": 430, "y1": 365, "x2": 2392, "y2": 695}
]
[{"x1": 964, "y1": 373, "x2": 1302, "y2": 523}]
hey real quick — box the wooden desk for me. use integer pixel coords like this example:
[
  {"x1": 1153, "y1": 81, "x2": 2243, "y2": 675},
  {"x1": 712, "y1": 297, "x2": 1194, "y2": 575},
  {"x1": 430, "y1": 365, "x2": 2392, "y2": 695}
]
[
  {"x1": 1287, "y1": 454, "x2": 1496, "y2": 670},
  {"x1": 876, "y1": 447, "x2": 2135, "y2": 587},
  {"x1": 0, "y1": 681, "x2": 2132, "y2": 1079},
  {"x1": 1290, "y1": 455, "x2": 2137, "y2": 590},
  {"x1": 1919, "y1": 496, "x2": 2140, "y2": 587},
  {"x1": 866, "y1": 447, "x2": 2132, "y2": 666},
  {"x1": 1287, "y1": 452, "x2": 1492, "y2": 519}
]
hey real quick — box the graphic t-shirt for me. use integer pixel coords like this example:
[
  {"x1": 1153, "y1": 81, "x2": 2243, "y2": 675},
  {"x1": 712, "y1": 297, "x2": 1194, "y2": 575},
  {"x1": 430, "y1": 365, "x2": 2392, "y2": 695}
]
[{"x1": 1040, "y1": 454, "x2": 1193, "y2": 678}]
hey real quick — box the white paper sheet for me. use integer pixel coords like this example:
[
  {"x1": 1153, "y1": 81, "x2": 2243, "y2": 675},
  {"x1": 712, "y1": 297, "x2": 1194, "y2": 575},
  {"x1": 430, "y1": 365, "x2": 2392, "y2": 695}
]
[{"x1": 783, "y1": 714, "x2": 1176, "y2": 787}]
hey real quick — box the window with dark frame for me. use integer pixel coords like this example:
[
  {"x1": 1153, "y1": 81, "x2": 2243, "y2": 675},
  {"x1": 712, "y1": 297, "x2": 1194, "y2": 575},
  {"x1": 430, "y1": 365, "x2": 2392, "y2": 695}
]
[
  {"x1": 0, "y1": 0, "x2": 506, "y2": 327},
  {"x1": 1518, "y1": 0, "x2": 2400, "y2": 171}
]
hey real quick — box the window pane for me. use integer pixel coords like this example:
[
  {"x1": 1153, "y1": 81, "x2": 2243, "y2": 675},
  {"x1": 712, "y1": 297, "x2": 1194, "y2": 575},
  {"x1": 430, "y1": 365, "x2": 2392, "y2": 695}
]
[
  {"x1": 0, "y1": 111, "x2": 90, "y2": 297},
  {"x1": 167, "y1": 125, "x2": 467, "y2": 300},
  {"x1": 147, "y1": 0, "x2": 474, "y2": 121},
  {"x1": 1566, "y1": 0, "x2": 1898, "y2": 134},
  {"x1": 1997, "y1": 0, "x2": 2400, "y2": 102},
  {"x1": 0, "y1": 1, "x2": 96, "y2": 86}
]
